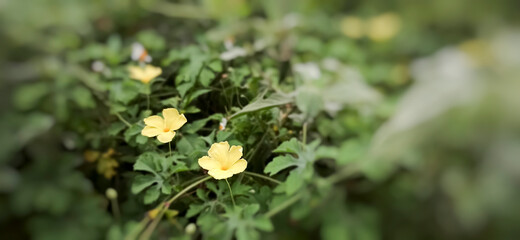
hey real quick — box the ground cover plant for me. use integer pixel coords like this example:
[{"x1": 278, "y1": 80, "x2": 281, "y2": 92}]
[{"x1": 1, "y1": 0, "x2": 520, "y2": 239}]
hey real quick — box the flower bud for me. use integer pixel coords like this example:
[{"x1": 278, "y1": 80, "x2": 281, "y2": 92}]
[
  {"x1": 105, "y1": 188, "x2": 118, "y2": 200},
  {"x1": 185, "y1": 223, "x2": 197, "y2": 235}
]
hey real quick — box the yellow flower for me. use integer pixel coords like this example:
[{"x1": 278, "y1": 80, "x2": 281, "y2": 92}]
[
  {"x1": 84, "y1": 148, "x2": 119, "y2": 179},
  {"x1": 141, "y1": 108, "x2": 187, "y2": 143},
  {"x1": 198, "y1": 141, "x2": 247, "y2": 179},
  {"x1": 128, "y1": 64, "x2": 162, "y2": 84},
  {"x1": 340, "y1": 16, "x2": 364, "y2": 39},
  {"x1": 367, "y1": 13, "x2": 401, "y2": 42}
]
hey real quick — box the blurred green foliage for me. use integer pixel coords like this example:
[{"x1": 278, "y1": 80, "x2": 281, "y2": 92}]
[{"x1": 1, "y1": 0, "x2": 520, "y2": 239}]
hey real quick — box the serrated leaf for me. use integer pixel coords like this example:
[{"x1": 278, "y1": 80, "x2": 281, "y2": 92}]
[
  {"x1": 135, "y1": 135, "x2": 148, "y2": 145},
  {"x1": 131, "y1": 175, "x2": 157, "y2": 194},
  {"x1": 273, "y1": 138, "x2": 300, "y2": 154},
  {"x1": 199, "y1": 68, "x2": 215, "y2": 87},
  {"x1": 186, "y1": 203, "x2": 206, "y2": 218},
  {"x1": 134, "y1": 152, "x2": 163, "y2": 173},
  {"x1": 216, "y1": 131, "x2": 233, "y2": 142},
  {"x1": 230, "y1": 92, "x2": 293, "y2": 119},
  {"x1": 253, "y1": 217, "x2": 273, "y2": 232},
  {"x1": 185, "y1": 89, "x2": 211, "y2": 105},
  {"x1": 285, "y1": 170, "x2": 304, "y2": 195},
  {"x1": 144, "y1": 185, "x2": 161, "y2": 204},
  {"x1": 124, "y1": 124, "x2": 141, "y2": 142},
  {"x1": 264, "y1": 155, "x2": 298, "y2": 176},
  {"x1": 107, "y1": 122, "x2": 126, "y2": 136}
]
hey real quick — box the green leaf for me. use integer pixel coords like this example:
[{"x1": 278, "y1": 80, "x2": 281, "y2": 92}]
[
  {"x1": 110, "y1": 79, "x2": 140, "y2": 105},
  {"x1": 133, "y1": 152, "x2": 168, "y2": 173},
  {"x1": 107, "y1": 122, "x2": 126, "y2": 136},
  {"x1": 230, "y1": 92, "x2": 293, "y2": 119},
  {"x1": 216, "y1": 131, "x2": 233, "y2": 142},
  {"x1": 185, "y1": 89, "x2": 211, "y2": 106},
  {"x1": 13, "y1": 82, "x2": 50, "y2": 110},
  {"x1": 131, "y1": 175, "x2": 157, "y2": 194},
  {"x1": 71, "y1": 86, "x2": 95, "y2": 109},
  {"x1": 253, "y1": 216, "x2": 273, "y2": 232},
  {"x1": 144, "y1": 185, "x2": 161, "y2": 204},
  {"x1": 337, "y1": 139, "x2": 367, "y2": 165},
  {"x1": 186, "y1": 203, "x2": 206, "y2": 218},
  {"x1": 296, "y1": 87, "x2": 323, "y2": 119},
  {"x1": 135, "y1": 135, "x2": 148, "y2": 145},
  {"x1": 199, "y1": 68, "x2": 215, "y2": 87},
  {"x1": 124, "y1": 124, "x2": 142, "y2": 142},
  {"x1": 285, "y1": 170, "x2": 305, "y2": 195},
  {"x1": 264, "y1": 155, "x2": 298, "y2": 176},
  {"x1": 176, "y1": 82, "x2": 194, "y2": 98},
  {"x1": 273, "y1": 138, "x2": 301, "y2": 154}
]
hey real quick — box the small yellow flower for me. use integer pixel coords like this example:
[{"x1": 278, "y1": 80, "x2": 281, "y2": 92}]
[
  {"x1": 128, "y1": 64, "x2": 162, "y2": 84},
  {"x1": 141, "y1": 108, "x2": 187, "y2": 143},
  {"x1": 198, "y1": 141, "x2": 247, "y2": 179},
  {"x1": 340, "y1": 16, "x2": 364, "y2": 39},
  {"x1": 367, "y1": 13, "x2": 401, "y2": 42}
]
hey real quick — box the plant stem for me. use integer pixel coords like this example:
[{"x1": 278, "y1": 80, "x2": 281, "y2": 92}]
[
  {"x1": 146, "y1": 94, "x2": 150, "y2": 110},
  {"x1": 324, "y1": 165, "x2": 360, "y2": 185},
  {"x1": 137, "y1": 176, "x2": 212, "y2": 240},
  {"x1": 111, "y1": 198, "x2": 121, "y2": 222},
  {"x1": 302, "y1": 121, "x2": 308, "y2": 144},
  {"x1": 264, "y1": 192, "x2": 303, "y2": 218},
  {"x1": 168, "y1": 142, "x2": 172, "y2": 158},
  {"x1": 243, "y1": 171, "x2": 282, "y2": 184},
  {"x1": 124, "y1": 218, "x2": 150, "y2": 240},
  {"x1": 115, "y1": 112, "x2": 132, "y2": 127},
  {"x1": 138, "y1": 209, "x2": 165, "y2": 240},
  {"x1": 225, "y1": 179, "x2": 236, "y2": 208}
]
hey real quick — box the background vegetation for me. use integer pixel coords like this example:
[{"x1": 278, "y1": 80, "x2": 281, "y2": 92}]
[{"x1": 1, "y1": 0, "x2": 520, "y2": 239}]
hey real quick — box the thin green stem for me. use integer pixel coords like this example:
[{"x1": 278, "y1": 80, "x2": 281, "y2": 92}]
[
  {"x1": 168, "y1": 142, "x2": 172, "y2": 158},
  {"x1": 137, "y1": 176, "x2": 212, "y2": 240},
  {"x1": 166, "y1": 176, "x2": 212, "y2": 205},
  {"x1": 302, "y1": 122, "x2": 308, "y2": 144},
  {"x1": 138, "y1": 209, "x2": 165, "y2": 240},
  {"x1": 115, "y1": 112, "x2": 132, "y2": 128},
  {"x1": 243, "y1": 171, "x2": 282, "y2": 184},
  {"x1": 264, "y1": 192, "x2": 303, "y2": 218},
  {"x1": 111, "y1": 198, "x2": 121, "y2": 222},
  {"x1": 225, "y1": 179, "x2": 236, "y2": 208},
  {"x1": 324, "y1": 165, "x2": 360, "y2": 185},
  {"x1": 124, "y1": 218, "x2": 151, "y2": 240},
  {"x1": 146, "y1": 94, "x2": 150, "y2": 110}
]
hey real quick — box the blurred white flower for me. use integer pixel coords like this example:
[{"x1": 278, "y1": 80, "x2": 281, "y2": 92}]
[
  {"x1": 131, "y1": 42, "x2": 152, "y2": 63},
  {"x1": 91, "y1": 60, "x2": 105, "y2": 72},
  {"x1": 219, "y1": 117, "x2": 228, "y2": 131},
  {"x1": 220, "y1": 47, "x2": 247, "y2": 61},
  {"x1": 293, "y1": 62, "x2": 321, "y2": 81}
]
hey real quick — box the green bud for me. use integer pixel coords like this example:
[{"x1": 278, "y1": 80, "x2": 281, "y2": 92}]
[
  {"x1": 106, "y1": 188, "x2": 118, "y2": 200},
  {"x1": 185, "y1": 223, "x2": 197, "y2": 235}
]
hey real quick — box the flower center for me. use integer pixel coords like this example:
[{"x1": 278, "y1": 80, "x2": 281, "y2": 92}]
[
  {"x1": 221, "y1": 166, "x2": 229, "y2": 171},
  {"x1": 163, "y1": 128, "x2": 170, "y2": 132}
]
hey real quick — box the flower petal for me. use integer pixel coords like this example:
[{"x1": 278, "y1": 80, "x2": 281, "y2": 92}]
[
  {"x1": 208, "y1": 169, "x2": 234, "y2": 180},
  {"x1": 198, "y1": 156, "x2": 221, "y2": 170},
  {"x1": 157, "y1": 131, "x2": 176, "y2": 143},
  {"x1": 163, "y1": 108, "x2": 187, "y2": 131},
  {"x1": 128, "y1": 66, "x2": 144, "y2": 81},
  {"x1": 229, "y1": 159, "x2": 247, "y2": 174},
  {"x1": 228, "y1": 146, "x2": 243, "y2": 162},
  {"x1": 208, "y1": 141, "x2": 230, "y2": 164},
  {"x1": 144, "y1": 115, "x2": 164, "y2": 129},
  {"x1": 141, "y1": 126, "x2": 162, "y2": 137}
]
